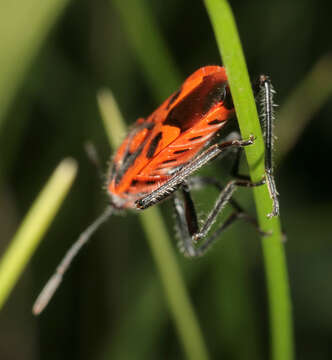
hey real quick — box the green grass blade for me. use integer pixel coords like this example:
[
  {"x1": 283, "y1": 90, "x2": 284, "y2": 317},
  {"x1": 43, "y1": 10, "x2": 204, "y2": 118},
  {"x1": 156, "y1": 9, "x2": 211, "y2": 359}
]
[
  {"x1": 204, "y1": 1, "x2": 294, "y2": 360},
  {"x1": 97, "y1": 89, "x2": 209, "y2": 360},
  {"x1": 112, "y1": 0, "x2": 181, "y2": 99},
  {"x1": 0, "y1": 0, "x2": 70, "y2": 130},
  {"x1": 97, "y1": 89, "x2": 128, "y2": 149},
  {"x1": 0, "y1": 158, "x2": 78, "y2": 310}
]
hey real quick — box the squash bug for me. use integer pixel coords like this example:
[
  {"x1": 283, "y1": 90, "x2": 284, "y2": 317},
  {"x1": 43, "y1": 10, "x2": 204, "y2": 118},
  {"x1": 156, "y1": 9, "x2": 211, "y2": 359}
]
[{"x1": 33, "y1": 66, "x2": 278, "y2": 315}]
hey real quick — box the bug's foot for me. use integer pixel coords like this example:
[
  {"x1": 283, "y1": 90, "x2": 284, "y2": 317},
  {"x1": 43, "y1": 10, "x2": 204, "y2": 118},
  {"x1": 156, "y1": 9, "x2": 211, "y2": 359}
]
[{"x1": 233, "y1": 134, "x2": 255, "y2": 147}]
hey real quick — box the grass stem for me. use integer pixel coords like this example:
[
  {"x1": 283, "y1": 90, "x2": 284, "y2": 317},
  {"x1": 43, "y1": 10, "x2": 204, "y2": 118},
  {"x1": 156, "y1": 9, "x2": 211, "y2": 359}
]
[
  {"x1": 0, "y1": 158, "x2": 77, "y2": 310},
  {"x1": 204, "y1": 1, "x2": 294, "y2": 359}
]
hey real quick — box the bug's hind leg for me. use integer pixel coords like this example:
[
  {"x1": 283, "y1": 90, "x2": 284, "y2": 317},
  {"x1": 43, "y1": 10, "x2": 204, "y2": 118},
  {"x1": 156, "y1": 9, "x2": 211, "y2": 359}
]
[
  {"x1": 186, "y1": 138, "x2": 270, "y2": 234},
  {"x1": 174, "y1": 178, "x2": 265, "y2": 257},
  {"x1": 185, "y1": 175, "x2": 260, "y2": 224}
]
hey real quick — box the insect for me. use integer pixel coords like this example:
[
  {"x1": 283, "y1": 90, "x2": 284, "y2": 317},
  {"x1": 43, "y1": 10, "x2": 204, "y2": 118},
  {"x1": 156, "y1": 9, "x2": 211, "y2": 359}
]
[{"x1": 33, "y1": 65, "x2": 279, "y2": 315}]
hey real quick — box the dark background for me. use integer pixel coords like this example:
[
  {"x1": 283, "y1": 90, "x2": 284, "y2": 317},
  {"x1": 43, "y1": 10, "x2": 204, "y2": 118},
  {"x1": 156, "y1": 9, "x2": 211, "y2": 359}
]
[{"x1": 0, "y1": 0, "x2": 332, "y2": 359}]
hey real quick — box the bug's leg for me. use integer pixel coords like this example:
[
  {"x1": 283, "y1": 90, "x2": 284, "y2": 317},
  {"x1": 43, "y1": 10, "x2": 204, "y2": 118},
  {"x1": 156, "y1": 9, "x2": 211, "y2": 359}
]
[
  {"x1": 174, "y1": 179, "x2": 264, "y2": 257},
  {"x1": 230, "y1": 147, "x2": 251, "y2": 181},
  {"x1": 136, "y1": 135, "x2": 255, "y2": 210},
  {"x1": 258, "y1": 75, "x2": 279, "y2": 218},
  {"x1": 184, "y1": 175, "x2": 266, "y2": 234},
  {"x1": 186, "y1": 175, "x2": 255, "y2": 221},
  {"x1": 173, "y1": 186, "x2": 199, "y2": 257}
]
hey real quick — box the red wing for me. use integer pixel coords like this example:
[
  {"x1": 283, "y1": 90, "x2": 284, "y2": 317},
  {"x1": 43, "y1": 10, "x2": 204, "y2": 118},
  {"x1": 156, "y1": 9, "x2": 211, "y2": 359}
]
[
  {"x1": 108, "y1": 65, "x2": 233, "y2": 207},
  {"x1": 147, "y1": 66, "x2": 227, "y2": 125}
]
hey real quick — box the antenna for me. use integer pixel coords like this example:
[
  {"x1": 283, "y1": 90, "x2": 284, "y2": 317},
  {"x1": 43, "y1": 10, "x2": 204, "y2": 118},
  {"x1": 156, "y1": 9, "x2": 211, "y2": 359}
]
[{"x1": 33, "y1": 206, "x2": 114, "y2": 315}]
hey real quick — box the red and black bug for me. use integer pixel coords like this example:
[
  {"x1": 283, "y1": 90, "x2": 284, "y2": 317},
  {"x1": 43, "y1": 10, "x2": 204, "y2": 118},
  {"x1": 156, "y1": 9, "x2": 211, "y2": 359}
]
[{"x1": 33, "y1": 66, "x2": 279, "y2": 314}]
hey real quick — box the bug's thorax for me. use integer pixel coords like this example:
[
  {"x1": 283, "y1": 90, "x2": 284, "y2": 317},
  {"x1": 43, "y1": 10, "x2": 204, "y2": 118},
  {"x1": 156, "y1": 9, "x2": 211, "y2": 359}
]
[{"x1": 107, "y1": 66, "x2": 235, "y2": 209}]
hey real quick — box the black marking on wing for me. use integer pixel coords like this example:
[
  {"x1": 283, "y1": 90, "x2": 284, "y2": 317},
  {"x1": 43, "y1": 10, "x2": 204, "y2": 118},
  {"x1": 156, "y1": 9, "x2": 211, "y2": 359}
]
[
  {"x1": 114, "y1": 145, "x2": 145, "y2": 185},
  {"x1": 131, "y1": 179, "x2": 138, "y2": 186},
  {"x1": 145, "y1": 180, "x2": 157, "y2": 185},
  {"x1": 173, "y1": 149, "x2": 189, "y2": 154},
  {"x1": 208, "y1": 119, "x2": 223, "y2": 125},
  {"x1": 122, "y1": 149, "x2": 133, "y2": 164},
  {"x1": 147, "y1": 132, "x2": 162, "y2": 158},
  {"x1": 162, "y1": 159, "x2": 177, "y2": 164},
  {"x1": 164, "y1": 76, "x2": 228, "y2": 132},
  {"x1": 189, "y1": 135, "x2": 203, "y2": 141}
]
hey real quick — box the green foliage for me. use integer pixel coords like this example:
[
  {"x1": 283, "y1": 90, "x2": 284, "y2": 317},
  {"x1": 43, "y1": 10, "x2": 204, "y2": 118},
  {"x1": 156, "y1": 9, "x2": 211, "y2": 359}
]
[
  {"x1": 0, "y1": 159, "x2": 77, "y2": 310},
  {"x1": 0, "y1": 0, "x2": 70, "y2": 129}
]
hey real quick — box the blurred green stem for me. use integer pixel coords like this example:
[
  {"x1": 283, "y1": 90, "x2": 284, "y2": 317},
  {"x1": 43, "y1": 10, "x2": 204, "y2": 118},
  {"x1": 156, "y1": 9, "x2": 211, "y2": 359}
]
[
  {"x1": 112, "y1": 0, "x2": 181, "y2": 99},
  {"x1": 277, "y1": 54, "x2": 332, "y2": 161},
  {"x1": 0, "y1": 158, "x2": 77, "y2": 310},
  {"x1": 0, "y1": 0, "x2": 70, "y2": 130},
  {"x1": 97, "y1": 90, "x2": 209, "y2": 360},
  {"x1": 204, "y1": 1, "x2": 294, "y2": 360}
]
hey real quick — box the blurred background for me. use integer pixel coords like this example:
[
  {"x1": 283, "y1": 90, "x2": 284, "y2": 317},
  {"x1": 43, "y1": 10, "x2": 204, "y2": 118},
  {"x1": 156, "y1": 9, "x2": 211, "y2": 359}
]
[{"x1": 0, "y1": 0, "x2": 331, "y2": 359}]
